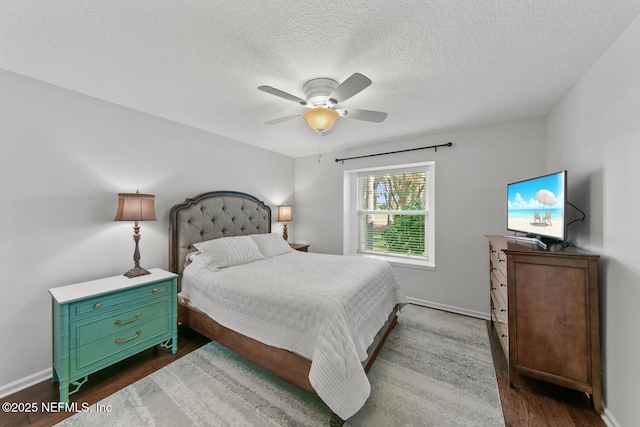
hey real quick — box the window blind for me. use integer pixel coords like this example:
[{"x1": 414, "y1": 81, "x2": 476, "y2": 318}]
[{"x1": 356, "y1": 170, "x2": 428, "y2": 259}]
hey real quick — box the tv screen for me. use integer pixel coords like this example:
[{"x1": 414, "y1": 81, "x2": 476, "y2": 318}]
[{"x1": 507, "y1": 171, "x2": 566, "y2": 240}]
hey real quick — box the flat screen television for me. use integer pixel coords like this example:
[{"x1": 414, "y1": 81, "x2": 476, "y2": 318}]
[{"x1": 507, "y1": 170, "x2": 566, "y2": 241}]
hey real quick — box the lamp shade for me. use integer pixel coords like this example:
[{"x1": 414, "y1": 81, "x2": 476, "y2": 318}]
[
  {"x1": 302, "y1": 107, "x2": 339, "y2": 133},
  {"x1": 114, "y1": 192, "x2": 157, "y2": 222},
  {"x1": 277, "y1": 205, "x2": 292, "y2": 222}
]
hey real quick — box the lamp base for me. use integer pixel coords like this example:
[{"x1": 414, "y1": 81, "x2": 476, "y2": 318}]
[{"x1": 123, "y1": 266, "x2": 151, "y2": 278}]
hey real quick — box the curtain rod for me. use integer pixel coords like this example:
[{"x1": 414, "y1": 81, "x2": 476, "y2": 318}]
[{"x1": 335, "y1": 142, "x2": 453, "y2": 163}]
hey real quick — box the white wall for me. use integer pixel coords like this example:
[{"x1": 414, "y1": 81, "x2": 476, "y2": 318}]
[
  {"x1": 294, "y1": 117, "x2": 547, "y2": 317},
  {"x1": 547, "y1": 14, "x2": 640, "y2": 427},
  {"x1": 0, "y1": 70, "x2": 295, "y2": 394}
]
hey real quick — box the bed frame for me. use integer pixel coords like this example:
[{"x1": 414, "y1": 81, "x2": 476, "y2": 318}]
[{"x1": 168, "y1": 191, "x2": 398, "y2": 424}]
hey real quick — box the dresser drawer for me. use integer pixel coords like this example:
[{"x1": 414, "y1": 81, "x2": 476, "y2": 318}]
[
  {"x1": 490, "y1": 243, "x2": 507, "y2": 276},
  {"x1": 491, "y1": 305, "x2": 509, "y2": 358},
  {"x1": 70, "y1": 297, "x2": 170, "y2": 348},
  {"x1": 70, "y1": 280, "x2": 171, "y2": 319},
  {"x1": 490, "y1": 290, "x2": 508, "y2": 324},
  {"x1": 490, "y1": 264, "x2": 508, "y2": 301},
  {"x1": 71, "y1": 316, "x2": 171, "y2": 374},
  {"x1": 489, "y1": 243, "x2": 500, "y2": 264},
  {"x1": 495, "y1": 251, "x2": 507, "y2": 278}
]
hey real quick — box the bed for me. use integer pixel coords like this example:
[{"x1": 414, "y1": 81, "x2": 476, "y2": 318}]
[{"x1": 168, "y1": 191, "x2": 406, "y2": 424}]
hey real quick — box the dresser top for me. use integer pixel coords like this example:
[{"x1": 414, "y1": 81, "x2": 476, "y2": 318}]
[
  {"x1": 49, "y1": 268, "x2": 177, "y2": 303},
  {"x1": 485, "y1": 235, "x2": 599, "y2": 258}
]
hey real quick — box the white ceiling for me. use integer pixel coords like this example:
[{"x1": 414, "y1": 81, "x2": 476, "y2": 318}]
[{"x1": 2, "y1": 1, "x2": 640, "y2": 158}]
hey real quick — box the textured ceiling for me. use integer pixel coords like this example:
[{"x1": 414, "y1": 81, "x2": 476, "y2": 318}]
[{"x1": 2, "y1": 1, "x2": 640, "y2": 158}]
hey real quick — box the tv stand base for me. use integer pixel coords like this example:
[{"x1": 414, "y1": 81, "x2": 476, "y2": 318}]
[{"x1": 502, "y1": 235, "x2": 547, "y2": 249}]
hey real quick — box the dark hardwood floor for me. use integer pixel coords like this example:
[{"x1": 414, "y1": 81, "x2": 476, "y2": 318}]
[
  {"x1": 0, "y1": 326, "x2": 209, "y2": 427},
  {"x1": 1, "y1": 322, "x2": 605, "y2": 427},
  {"x1": 487, "y1": 321, "x2": 605, "y2": 427}
]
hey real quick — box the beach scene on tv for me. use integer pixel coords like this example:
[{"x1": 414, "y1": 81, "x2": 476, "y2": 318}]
[{"x1": 507, "y1": 173, "x2": 565, "y2": 240}]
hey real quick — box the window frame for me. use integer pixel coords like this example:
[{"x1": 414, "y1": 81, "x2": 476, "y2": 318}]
[{"x1": 343, "y1": 161, "x2": 435, "y2": 270}]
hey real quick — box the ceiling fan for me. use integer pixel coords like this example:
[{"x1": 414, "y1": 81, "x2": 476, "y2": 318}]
[{"x1": 258, "y1": 73, "x2": 387, "y2": 134}]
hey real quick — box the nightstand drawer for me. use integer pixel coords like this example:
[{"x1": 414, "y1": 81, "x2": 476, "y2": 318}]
[
  {"x1": 71, "y1": 316, "x2": 171, "y2": 373},
  {"x1": 71, "y1": 280, "x2": 170, "y2": 319},
  {"x1": 70, "y1": 297, "x2": 170, "y2": 348}
]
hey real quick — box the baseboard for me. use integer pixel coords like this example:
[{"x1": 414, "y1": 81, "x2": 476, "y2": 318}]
[
  {"x1": 0, "y1": 368, "x2": 52, "y2": 399},
  {"x1": 602, "y1": 404, "x2": 620, "y2": 427},
  {"x1": 406, "y1": 297, "x2": 490, "y2": 320}
]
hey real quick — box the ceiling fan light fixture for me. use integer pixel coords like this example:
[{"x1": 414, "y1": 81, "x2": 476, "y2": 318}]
[
  {"x1": 302, "y1": 107, "x2": 339, "y2": 133},
  {"x1": 260, "y1": 73, "x2": 386, "y2": 132}
]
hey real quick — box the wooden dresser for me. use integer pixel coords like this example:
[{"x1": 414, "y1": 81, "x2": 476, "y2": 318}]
[
  {"x1": 50, "y1": 269, "x2": 178, "y2": 402},
  {"x1": 485, "y1": 235, "x2": 601, "y2": 413}
]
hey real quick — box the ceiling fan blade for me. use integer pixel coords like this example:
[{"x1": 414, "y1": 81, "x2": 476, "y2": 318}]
[
  {"x1": 328, "y1": 73, "x2": 372, "y2": 105},
  {"x1": 339, "y1": 108, "x2": 387, "y2": 122},
  {"x1": 258, "y1": 85, "x2": 307, "y2": 105},
  {"x1": 265, "y1": 113, "x2": 300, "y2": 125}
]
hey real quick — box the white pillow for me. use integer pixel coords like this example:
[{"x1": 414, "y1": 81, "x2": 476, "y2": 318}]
[
  {"x1": 193, "y1": 235, "x2": 264, "y2": 269},
  {"x1": 250, "y1": 233, "x2": 294, "y2": 258}
]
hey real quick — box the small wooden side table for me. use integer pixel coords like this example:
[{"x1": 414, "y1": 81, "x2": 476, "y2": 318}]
[{"x1": 289, "y1": 243, "x2": 310, "y2": 252}]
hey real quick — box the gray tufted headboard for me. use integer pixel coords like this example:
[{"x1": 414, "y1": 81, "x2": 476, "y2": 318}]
[{"x1": 169, "y1": 191, "x2": 271, "y2": 282}]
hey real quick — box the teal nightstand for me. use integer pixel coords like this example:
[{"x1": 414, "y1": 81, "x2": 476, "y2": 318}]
[{"x1": 49, "y1": 268, "x2": 178, "y2": 402}]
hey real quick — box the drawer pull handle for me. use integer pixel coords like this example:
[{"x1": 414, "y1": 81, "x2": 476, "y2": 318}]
[
  {"x1": 152, "y1": 288, "x2": 158, "y2": 293},
  {"x1": 114, "y1": 313, "x2": 142, "y2": 325},
  {"x1": 115, "y1": 330, "x2": 142, "y2": 344},
  {"x1": 501, "y1": 334, "x2": 507, "y2": 338},
  {"x1": 94, "y1": 303, "x2": 102, "y2": 309}
]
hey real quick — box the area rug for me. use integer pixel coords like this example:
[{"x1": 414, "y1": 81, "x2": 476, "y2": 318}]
[{"x1": 55, "y1": 304, "x2": 504, "y2": 426}]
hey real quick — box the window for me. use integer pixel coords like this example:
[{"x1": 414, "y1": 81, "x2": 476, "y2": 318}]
[{"x1": 344, "y1": 162, "x2": 435, "y2": 269}]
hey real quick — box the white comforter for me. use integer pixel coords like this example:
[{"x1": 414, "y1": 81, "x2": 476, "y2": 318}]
[{"x1": 180, "y1": 250, "x2": 407, "y2": 420}]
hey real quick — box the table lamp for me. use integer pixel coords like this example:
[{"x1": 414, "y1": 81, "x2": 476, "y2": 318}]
[{"x1": 114, "y1": 190, "x2": 156, "y2": 277}]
